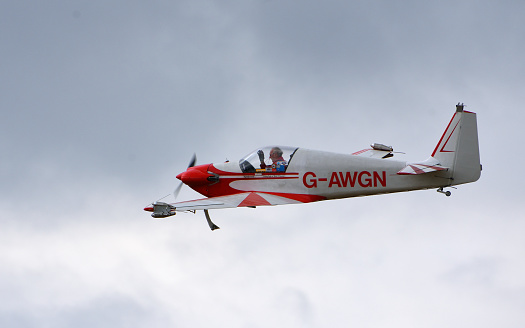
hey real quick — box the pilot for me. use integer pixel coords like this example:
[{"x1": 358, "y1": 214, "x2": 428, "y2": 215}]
[{"x1": 258, "y1": 147, "x2": 287, "y2": 172}]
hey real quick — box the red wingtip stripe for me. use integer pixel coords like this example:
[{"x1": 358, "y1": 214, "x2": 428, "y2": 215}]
[{"x1": 238, "y1": 192, "x2": 272, "y2": 207}]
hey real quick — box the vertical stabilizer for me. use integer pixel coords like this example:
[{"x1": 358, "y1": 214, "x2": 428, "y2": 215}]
[{"x1": 432, "y1": 104, "x2": 481, "y2": 186}]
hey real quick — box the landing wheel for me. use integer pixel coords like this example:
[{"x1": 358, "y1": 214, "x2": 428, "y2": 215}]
[{"x1": 437, "y1": 187, "x2": 452, "y2": 197}]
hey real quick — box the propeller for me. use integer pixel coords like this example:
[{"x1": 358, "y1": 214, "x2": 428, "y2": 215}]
[
  {"x1": 146, "y1": 153, "x2": 221, "y2": 231},
  {"x1": 173, "y1": 153, "x2": 197, "y2": 200}
]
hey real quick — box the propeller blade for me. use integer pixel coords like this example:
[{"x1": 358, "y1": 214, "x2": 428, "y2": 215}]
[
  {"x1": 188, "y1": 153, "x2": 197, "y2": 169},
  {"x1": 173, "y1": 181, "x2": 183, "y2": 200}
]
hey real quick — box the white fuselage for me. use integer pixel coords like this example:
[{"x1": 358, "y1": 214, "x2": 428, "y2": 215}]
[{"x1": 213, "y1": 148, "x2": 449, "y2": 200}]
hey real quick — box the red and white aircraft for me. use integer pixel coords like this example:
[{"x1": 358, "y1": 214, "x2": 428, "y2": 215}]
[{"x1": 145, "y1": 103, "x2": 481, "y2": 230}]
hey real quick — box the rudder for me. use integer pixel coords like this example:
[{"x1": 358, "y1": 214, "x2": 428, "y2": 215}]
[{"x1": 432, "y1": 103, "x2": 481, "y2": 186}]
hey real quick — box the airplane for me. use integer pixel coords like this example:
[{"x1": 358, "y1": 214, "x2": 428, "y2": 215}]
[{"x1": 144, "y1": 103, "x2": 481, "y2": 230}]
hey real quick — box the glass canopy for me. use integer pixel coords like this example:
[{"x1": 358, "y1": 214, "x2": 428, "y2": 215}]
[{"x1": 239, "y1": 146, "x2": 298, "y2": 173}]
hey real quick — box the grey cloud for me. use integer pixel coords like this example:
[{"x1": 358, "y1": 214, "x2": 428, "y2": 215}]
[{"x1": 1, "y1": 0, "x2": 525, "y2": 327}]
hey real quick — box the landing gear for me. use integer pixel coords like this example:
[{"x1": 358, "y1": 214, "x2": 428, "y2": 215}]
[
  {"x1": 437, "y1": 187, "x2": 451, "y2": 197},
  {"x1": 204, "y1": 209, "x2": 220, "y2": 231}
]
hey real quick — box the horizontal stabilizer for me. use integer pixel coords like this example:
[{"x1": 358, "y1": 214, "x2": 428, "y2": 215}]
[{"x1": 397, "y1": 158, "x2": 448, "y2": 175}]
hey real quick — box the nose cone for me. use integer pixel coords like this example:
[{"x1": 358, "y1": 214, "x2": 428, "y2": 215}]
[{"x1": 177, "y1": 164, "x2": 213, "y2": 187}]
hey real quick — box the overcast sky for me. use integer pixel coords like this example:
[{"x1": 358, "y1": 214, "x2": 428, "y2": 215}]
[{"x1": 1, "y1": 1, "x2": 525, "y2": 327}]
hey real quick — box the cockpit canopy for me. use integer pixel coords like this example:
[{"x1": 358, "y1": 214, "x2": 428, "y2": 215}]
[{"x1": 239, "y1": 146, "x2": 298, "y2": 173}]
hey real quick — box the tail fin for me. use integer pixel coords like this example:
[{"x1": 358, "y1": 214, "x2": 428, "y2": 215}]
[{"x1": 432, "y1": 103, "x2": 481, "y2": 186}]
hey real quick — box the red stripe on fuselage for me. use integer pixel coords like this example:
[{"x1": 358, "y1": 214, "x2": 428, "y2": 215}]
[{"x1": 187, "y1": 165, "x2": 302, "y2": 198}]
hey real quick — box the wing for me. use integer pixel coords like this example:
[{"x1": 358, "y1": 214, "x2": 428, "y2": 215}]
[{"x1": 168, "y1": 192, "x2": 322, "y2": 212}]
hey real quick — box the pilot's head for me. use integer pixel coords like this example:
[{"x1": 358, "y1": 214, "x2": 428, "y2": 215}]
[{"x1": 269, "y1": 147, "x2": 283, "y2": 161}]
